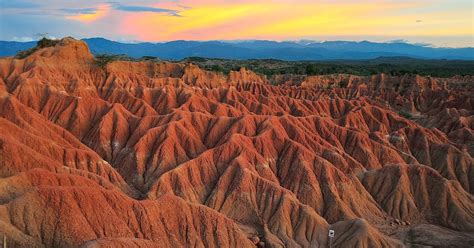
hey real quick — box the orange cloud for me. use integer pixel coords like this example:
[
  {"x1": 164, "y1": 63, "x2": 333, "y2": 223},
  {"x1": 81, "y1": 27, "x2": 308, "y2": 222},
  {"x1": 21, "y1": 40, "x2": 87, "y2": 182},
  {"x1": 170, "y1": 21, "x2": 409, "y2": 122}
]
[{"x1": 103, "y1": 1, "x2": 474, "y2": 44}]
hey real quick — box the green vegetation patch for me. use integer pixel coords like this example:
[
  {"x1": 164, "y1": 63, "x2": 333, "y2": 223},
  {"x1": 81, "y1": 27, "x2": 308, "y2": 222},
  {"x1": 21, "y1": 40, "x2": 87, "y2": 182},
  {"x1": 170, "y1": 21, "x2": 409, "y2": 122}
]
[
  {"x1": 94, "y1": 54, "x2": 160, "y2": 68},
  {"x1": 398, "y1": 110, "x2": 415, "y2": 120},
  {"x1": 180, "y1": 57, "x2": 474, "y2": 78},
  {"x1": 15, "y1": 37, "x2": 61, "y2": 59}
]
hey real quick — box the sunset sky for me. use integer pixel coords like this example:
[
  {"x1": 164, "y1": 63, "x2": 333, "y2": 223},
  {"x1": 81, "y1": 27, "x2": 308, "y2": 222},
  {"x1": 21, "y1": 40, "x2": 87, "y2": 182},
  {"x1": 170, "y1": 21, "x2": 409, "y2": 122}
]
[{"x1": 1, "y1": 0, "x2": 473, "y2": 47}]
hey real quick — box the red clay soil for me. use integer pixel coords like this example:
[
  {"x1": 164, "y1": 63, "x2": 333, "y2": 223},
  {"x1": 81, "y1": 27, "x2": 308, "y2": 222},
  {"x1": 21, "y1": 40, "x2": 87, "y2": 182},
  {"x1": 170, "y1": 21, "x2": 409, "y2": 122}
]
[{"x1": 0, "y1": 37, "x2": 472, "y2": 247}]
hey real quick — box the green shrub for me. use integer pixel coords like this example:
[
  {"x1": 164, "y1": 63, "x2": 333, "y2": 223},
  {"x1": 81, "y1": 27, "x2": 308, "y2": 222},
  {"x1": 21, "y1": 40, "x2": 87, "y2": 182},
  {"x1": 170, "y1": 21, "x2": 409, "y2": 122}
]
[
  {"x1": 398, "y1": 110, "x2": 414, "y2": 120},
  {"x1": 94, "y1": 54, "x2": 132, "y2": 68},
  {"x1": 37, "y1": 37, "x2": 60, "y2": 48},
  {"x1": 15, "y1": 37, "x2": 60, "y2": 59},
  {"x1": 141, "y1": 56, "x2": 159, "y2": 61},
  {"x1": 186, "y1": 57, "x2": 207, "y2": 62}
]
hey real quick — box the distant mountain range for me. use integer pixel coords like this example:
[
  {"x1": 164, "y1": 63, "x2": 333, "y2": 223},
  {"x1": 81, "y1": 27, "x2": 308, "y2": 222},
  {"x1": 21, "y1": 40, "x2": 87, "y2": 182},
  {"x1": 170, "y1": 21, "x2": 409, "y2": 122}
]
[{"x1": 1, "y1": 38, "x2": 473, "y2": 60}]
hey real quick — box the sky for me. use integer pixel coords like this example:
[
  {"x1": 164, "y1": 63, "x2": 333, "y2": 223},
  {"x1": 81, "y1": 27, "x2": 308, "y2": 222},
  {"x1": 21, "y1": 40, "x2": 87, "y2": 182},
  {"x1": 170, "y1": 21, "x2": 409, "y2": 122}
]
[{"x1": 0, "y1": 0, "x2": 473, "y2": 47}]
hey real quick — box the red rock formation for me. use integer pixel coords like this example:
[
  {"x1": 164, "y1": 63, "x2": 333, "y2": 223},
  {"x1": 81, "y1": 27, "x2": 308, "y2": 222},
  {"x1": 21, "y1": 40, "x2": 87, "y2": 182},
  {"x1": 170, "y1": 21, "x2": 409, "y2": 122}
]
[{"x1": 0, "y1": 38, "x2": 472, "y2": 247}]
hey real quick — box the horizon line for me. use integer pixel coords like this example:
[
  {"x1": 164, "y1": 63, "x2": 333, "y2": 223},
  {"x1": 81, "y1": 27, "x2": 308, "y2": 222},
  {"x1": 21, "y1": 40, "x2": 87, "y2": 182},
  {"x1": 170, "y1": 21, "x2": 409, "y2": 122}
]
[{"x1": 3, "y1": 36, "x2": 474, "y2": 49}]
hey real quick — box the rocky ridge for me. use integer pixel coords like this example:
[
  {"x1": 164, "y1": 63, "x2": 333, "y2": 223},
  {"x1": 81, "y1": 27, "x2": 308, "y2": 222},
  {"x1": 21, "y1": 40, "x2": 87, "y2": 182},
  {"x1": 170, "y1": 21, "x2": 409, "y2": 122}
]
[{"x1": 0, "y1": 37, "x2": 472, "y2": 247}]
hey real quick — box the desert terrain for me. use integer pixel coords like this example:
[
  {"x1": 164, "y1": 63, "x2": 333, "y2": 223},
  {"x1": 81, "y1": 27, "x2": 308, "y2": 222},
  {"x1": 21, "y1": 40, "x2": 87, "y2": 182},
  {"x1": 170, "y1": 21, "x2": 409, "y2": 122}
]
[{"x1": 0, "y1": 38, "x2": 472, "y2": 247}]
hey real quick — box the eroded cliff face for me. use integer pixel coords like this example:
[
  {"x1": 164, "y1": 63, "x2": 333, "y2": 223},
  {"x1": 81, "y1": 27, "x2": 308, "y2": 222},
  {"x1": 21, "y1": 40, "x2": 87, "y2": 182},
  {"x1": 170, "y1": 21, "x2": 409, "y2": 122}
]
[{"x1": 0, "y1": 38, "x2": 472, "y2": 247}]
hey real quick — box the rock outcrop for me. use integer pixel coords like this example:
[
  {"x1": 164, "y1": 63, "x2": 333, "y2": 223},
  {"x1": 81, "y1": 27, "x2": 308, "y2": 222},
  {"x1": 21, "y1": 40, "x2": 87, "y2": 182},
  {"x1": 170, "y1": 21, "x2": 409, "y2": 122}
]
[{"x1": 0, "y1": 38, "x2": 473, "y2": 247}]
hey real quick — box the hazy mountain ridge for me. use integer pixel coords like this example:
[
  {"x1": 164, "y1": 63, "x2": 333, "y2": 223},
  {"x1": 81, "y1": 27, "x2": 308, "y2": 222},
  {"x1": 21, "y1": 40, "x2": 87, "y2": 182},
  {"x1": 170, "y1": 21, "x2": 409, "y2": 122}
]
[{"x1": 1, "y1": 37, "x2": 473, "y2": 60}]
